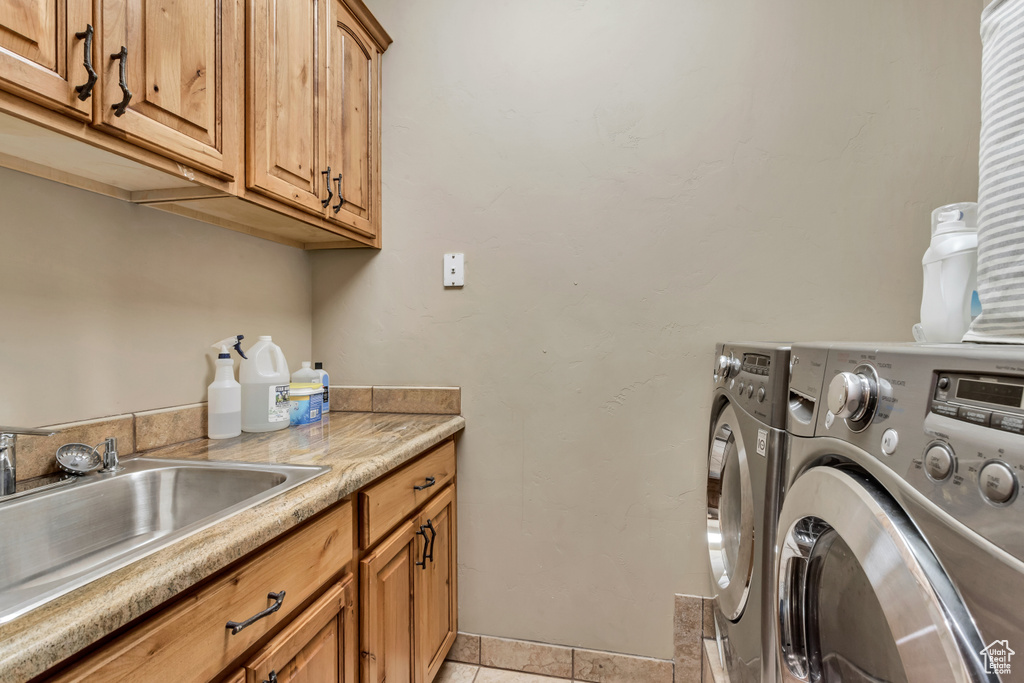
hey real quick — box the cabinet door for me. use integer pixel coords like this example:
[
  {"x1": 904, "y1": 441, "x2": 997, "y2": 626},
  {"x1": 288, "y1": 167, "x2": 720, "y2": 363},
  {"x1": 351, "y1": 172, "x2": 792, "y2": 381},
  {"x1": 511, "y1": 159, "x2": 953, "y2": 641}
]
[
  {"x1": 360, "y1": 519, "x2": 417, "y2": 683},
  {"x1": 414, "y1": 485, "x2": 457, "y2": 683},
  {"x1": 322, "y1": 0, "x2": 379, "y2": 239},
  {"x1": 245, "y1": 575, "x2": 357, "y2": 683},
  {"x1": 97, "y1": 0, "x2": 239, "y2": 178},
  {"x1": 0, "y1": 0, "x2": 93, "y2": 119},
  {"x1": 248, "y1": 0, "x2": 325, "y2": 214}
]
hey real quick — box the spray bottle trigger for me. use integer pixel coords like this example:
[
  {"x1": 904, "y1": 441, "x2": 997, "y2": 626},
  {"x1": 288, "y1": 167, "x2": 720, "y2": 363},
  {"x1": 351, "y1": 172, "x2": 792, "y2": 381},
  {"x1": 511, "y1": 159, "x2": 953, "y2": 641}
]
[{"x1": 233, "y1": 336, "x2": 248, "y2": 360}]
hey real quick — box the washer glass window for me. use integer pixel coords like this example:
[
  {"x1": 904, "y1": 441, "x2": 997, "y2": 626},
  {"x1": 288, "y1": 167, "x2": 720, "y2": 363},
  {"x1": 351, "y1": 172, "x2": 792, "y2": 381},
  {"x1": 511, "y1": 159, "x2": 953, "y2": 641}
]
[
  {"x1": 776, "y1": 466, "x2": 986, "y2": 683},
  {"x1": 706, "y1": 403, "x2": 755, "y2": 621}
]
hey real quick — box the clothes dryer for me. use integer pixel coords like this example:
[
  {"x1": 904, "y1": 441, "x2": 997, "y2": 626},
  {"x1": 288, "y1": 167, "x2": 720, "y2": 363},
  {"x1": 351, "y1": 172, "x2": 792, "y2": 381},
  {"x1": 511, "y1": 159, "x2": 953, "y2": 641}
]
[{"x1": 707, "y1": 342, "x2": 791, "y2": 683}]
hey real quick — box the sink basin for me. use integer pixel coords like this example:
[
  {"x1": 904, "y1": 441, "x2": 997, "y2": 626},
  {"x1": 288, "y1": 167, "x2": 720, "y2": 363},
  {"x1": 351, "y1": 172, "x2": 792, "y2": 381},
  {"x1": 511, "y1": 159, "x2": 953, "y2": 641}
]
[{"x1": 0, "y1": 457, "x2": 328, "y2": 625}]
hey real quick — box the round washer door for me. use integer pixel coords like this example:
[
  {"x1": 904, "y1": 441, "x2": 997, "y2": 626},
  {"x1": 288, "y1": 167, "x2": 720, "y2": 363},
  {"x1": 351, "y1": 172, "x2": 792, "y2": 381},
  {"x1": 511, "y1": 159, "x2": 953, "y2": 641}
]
[
  {"x1": 776, "y1": 466, "x2": 993, "y2": 683},
  {"x1": 706, "y1": 402, "x2": 756, "y2": 621}
]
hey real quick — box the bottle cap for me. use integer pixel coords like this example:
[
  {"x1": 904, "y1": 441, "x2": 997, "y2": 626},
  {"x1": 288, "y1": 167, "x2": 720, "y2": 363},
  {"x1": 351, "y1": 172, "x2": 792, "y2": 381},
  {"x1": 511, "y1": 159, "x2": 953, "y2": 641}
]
[{"x1": 302, "y1": 361, "x2": 311, "y2": 368}]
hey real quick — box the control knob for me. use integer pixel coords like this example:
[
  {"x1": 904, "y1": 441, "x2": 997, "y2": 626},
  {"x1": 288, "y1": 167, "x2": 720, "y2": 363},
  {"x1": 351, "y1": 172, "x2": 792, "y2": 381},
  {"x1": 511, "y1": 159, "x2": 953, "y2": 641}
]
[
  {"x1": 827, "y1": 371, "x2": 875, "y2": 422},
  {"x1": 979, "y1": 461, "x2": 1017, "y2": 505},
  {"x1": 717, "y1": 355, "x2": 741, "y2": 379},
  {"x1": 924, "y1": 443, "x2": 954, "y2": 482}
]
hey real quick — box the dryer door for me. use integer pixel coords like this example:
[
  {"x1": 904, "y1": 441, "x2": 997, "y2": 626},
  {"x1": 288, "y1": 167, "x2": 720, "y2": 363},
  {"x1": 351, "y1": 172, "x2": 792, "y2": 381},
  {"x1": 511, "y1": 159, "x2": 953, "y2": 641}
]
[
  {"x1": 707, "y1": 402, "x2": 756, "y2": 621},
  {"x1": 776, "y1": 466, "x2": 993, "y2": 683}
]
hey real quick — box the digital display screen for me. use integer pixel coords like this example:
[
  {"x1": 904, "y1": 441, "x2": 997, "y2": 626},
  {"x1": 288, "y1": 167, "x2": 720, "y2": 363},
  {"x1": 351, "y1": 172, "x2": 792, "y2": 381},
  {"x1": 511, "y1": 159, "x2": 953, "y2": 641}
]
[
  {"x1": 956, "y1": 378, "x2": 1024, "y2": 408},
  {"x1": 743, "y1": 354, "x2": 770, "y2": 368}
]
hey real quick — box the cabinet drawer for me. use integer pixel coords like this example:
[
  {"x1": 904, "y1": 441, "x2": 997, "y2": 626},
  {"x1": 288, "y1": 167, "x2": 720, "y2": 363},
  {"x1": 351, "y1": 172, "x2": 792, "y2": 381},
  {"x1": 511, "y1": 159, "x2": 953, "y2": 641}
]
[
  {"x1": 359, "y1": 440, "x2": 455, "y2": 548},
  {"x1": 244, "y1": 574, "x2": 356, "y2": 683},
  {"x1": 52, "y1": 502, "x2": 353, "y2": 683}
]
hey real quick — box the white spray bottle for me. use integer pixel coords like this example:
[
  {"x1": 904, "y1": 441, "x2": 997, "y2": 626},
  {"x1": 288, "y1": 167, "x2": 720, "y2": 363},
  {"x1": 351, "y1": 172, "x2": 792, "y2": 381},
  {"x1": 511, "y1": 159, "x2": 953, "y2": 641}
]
[{"x1": 209, "y1": 335, "x2": 247, "y2": 439}]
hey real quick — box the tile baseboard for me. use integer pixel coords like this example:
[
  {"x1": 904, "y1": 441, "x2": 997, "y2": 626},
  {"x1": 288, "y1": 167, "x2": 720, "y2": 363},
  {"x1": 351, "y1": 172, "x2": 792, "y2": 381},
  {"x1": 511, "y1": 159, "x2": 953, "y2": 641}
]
[{"x1": 480, "y1": 635, "x2": 572, "y2": 678}]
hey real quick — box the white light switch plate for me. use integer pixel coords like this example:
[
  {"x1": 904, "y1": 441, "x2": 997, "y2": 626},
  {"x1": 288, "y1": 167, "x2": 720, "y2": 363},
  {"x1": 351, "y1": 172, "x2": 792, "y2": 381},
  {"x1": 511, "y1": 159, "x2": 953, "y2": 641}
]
[{"x1": 444, "y1": 253, "x2": 464, "y2": 287}]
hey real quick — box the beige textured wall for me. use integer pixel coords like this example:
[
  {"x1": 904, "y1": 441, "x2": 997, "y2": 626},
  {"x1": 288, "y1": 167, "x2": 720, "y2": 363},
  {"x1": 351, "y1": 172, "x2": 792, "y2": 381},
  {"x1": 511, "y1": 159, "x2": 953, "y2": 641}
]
[
  {"x1": 0, "y1": 168, "x2": 312, "y2": 427},
  {"x1": 312, "y1": 0, "x2": 982, "y2": 660}
]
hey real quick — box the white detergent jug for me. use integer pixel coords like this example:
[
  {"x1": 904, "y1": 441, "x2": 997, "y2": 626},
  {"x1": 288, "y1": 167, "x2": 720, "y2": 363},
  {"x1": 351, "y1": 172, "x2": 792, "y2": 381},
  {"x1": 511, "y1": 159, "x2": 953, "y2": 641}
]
[
  {"x1": 240, "y1": 336, "x2": 291, "y2": 432},
  {"x1": 920, "y1": 203, "x2": 980, "y2": 343}
]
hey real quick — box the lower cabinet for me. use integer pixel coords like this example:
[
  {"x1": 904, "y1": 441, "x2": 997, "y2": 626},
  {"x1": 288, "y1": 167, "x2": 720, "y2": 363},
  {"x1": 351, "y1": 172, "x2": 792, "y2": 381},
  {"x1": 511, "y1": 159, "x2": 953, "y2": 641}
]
[
  {"x1": 44, "y1": 438, "x2": 457, "y2": 683},
  {"x1": 361, "y1": 484, "x2": 457, "y2": 683},
  {"x1": 242, "y1": 574, "x2": 357, "y2": 683},
  {"x1": 50, "y1": 503, "x2": 354, "y2": 683}
]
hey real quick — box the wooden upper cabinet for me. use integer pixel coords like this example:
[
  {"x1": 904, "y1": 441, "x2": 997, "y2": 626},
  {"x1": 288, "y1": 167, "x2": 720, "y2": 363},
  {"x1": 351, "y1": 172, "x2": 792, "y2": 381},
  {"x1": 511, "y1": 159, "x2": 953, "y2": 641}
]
[
  {"x1": 247, "y1": 0, "x2": 325, "y2": 215},
  {"x1": 96, "y1": 0, "x2": 240, "y2": 178},
  {"x1": 323, "y1": 0, "x2": 379, "y2": 239},
  {"x1": 0, "y1": 0, "x2": 93, "y2": 119}
]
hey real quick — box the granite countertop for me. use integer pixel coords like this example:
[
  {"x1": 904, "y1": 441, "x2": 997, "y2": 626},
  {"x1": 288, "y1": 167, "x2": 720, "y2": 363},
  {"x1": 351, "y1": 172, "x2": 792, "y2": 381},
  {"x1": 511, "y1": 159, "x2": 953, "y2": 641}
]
[{"x1": 0, "y1": 411, "x2": 465, "y2": 683}]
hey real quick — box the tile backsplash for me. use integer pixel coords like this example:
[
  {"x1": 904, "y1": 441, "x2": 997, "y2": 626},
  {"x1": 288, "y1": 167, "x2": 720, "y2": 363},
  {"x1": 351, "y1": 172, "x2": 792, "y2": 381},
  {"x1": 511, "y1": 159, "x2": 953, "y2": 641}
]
[
  {"x1": 16, "y1": 404, "x2": 208, "y2": 482},
  {"x1": 15, "y1": 386, "x2": 462, "y2": 483},
  {"x1": 330, "y1": 385, "x2": 461, "y2": 415},
  {"x1": 17, "y1": 414, "x2": 136, "y2": 480}
]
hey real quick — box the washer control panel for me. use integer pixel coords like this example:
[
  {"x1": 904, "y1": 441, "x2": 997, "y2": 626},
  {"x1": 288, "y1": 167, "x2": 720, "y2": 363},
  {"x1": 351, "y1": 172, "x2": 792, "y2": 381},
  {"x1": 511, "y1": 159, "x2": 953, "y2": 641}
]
[
  {"x1": 931, "y1": 372, "x2": 1024, "y2": 434},
  {"x1": 713, "y1": 343, "x2": 790, "y2": 429},
  {"x1": 803, "y1": 342, "x2": 1024, "y2": 562}
]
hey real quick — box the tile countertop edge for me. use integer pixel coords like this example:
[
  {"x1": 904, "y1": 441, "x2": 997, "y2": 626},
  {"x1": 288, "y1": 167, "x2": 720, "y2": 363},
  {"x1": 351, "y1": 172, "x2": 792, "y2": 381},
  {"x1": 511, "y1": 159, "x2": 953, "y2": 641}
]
[{"x1": 0, "y1": 412, "x2": 466, "y2": 683}]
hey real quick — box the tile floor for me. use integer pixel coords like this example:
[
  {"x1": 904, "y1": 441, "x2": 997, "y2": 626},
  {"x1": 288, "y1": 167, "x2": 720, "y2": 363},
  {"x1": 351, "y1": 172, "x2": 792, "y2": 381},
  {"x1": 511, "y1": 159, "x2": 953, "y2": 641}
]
[{"x1": 437, "y1": 661, "x2": 576, "y2": 682}]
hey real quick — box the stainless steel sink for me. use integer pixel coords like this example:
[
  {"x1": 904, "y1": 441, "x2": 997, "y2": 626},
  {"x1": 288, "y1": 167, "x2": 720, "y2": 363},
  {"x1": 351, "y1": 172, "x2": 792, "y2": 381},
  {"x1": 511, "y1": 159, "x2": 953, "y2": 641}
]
[{"x1": 0, "y1": 457, "x2": 328, "y2": 625}]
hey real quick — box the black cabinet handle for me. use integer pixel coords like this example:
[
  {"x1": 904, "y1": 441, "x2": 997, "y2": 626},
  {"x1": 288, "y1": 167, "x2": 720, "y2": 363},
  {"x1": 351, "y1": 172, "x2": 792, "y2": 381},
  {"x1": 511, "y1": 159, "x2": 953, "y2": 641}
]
[
  {"x1": 264, "y1": 672, "x2": 278, "y2": 683},
  {"x1": 414, "y1": 476, "x2": 435, "y2": 491},
  {"x1": 74, "y1": 25, "x2": 97, "y2": 101},
  {"x1": 321, "y1": 166, "x2": 333, "y2": 208},
  {"x1": 333, "y1": 173, "x2": 344, "y2": 213},
  {"x1": 225, "y1": 590, "x2": 285, "y2": 634},
  {"x1": 110, "y1": 46, "x2": 132, "y2": 116},
  {"x1": 424, "y1": 519, "x2": 436, "y2": 564},
  {"x1": 415, "y1": 527, "x2": 429, "y2": 568}
]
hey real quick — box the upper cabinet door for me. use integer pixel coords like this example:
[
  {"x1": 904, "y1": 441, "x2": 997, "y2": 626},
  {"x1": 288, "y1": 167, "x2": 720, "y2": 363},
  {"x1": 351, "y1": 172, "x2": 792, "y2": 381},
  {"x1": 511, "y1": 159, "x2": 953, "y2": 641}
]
[
  {"x1": 0, "y1": 0, "x2": 93, "y2": 119},
  {"x1": 323, "y1": 0, "x2": 379, "y2": 239},
  {"x1": 247, "y1": 0, "x2": 325, "y2": 215},
  {"x1": 97, "y1": 0, "x2": 239, "y2": 179}
]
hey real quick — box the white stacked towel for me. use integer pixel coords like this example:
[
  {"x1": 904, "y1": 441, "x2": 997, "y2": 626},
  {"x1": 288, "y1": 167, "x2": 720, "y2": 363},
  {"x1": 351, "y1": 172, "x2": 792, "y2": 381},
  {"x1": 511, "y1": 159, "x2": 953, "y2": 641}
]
[{"x1": 966, "y1": 0, "x2": 1024, "y2": 342}]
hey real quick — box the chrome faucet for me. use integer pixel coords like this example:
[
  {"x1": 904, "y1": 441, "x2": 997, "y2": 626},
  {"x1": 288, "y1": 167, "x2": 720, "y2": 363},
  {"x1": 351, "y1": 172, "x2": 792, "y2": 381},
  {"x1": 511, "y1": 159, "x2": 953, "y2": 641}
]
[{"x1": 0, "y1": 426, "x2": 59, "y2": 497}]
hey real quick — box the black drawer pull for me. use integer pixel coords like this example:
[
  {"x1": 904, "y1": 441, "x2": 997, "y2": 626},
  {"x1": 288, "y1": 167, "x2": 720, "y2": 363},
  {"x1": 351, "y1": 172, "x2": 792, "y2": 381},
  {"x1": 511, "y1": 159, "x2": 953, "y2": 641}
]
[
  {"x1": 110, "y1": 46, "x2": 132, "y2": 116},
  {"x1": 225, "y1": 590, "x2": 285, "y2": 635},
  {"x1": 423, "y1": 519, "x2": 436, "y2": 564},
  {"x1": 321, "y1": 166, "x2": 333, "y2": 208},
  {"x1": 264, "y1": 672, "x2": 278, "y2": 683},
  {"x1": 414, "y1": 476, "x2": 435, "y2": 491},
  {"x1": 415, "y1": 526, "x2": 429, "y2": 568},
  {"x1": 74, "y1": 25, "x2": 97, "y2": 100}
]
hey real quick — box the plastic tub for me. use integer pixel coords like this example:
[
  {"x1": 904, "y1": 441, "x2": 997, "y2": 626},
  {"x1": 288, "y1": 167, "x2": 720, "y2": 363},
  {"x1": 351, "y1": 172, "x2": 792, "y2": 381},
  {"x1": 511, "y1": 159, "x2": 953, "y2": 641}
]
[{"x1": 289, "y1": 382, "x2": 323, "y2": 426}]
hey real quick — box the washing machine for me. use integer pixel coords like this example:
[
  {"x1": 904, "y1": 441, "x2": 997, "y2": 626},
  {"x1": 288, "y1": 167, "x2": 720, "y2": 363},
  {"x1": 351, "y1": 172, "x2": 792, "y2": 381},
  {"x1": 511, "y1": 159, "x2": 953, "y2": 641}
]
[
  {"x1": 707, "y1": 342, "x2": 791, "y2": 683},
  {"x1": 775, "y1": 342, "x2": 1024, "y2": 683}
]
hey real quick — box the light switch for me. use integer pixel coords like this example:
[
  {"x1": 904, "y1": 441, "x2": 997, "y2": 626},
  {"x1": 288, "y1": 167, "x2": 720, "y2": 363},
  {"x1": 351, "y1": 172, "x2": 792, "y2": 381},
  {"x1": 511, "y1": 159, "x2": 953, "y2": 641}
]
[{"x1": 444, "y1": 253, "x2": 464, "y2": 287}]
